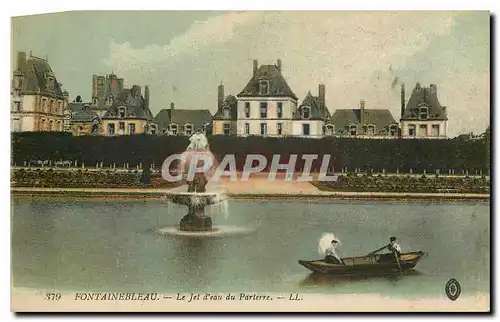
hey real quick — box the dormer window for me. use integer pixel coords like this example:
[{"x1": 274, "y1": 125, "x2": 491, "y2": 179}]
[
  {"x1": 259, "y1": 80, "x2": 269, "y2": 95},
  {"x1": 366, "y1": 124, "x2": 376, "y2": 136},
  {"x1": 325, "y1": 124, "x2": 334, "y2": 136},
  {"x1": 92, "y1": 98, "x2": 98, "y2": 105},
  {"x1": 419, "y1": 106, "x2": 428, "y2": 120},
  {"x1": 119, "y1": 107, "x2": 125, "y2": 118},
  {"x1": 302, "y1": 106, "x2": 310, "y2": 119},
  {"x1": 107, "y1": 97, "x2": 113, "y2": 106},
  {"x1": 170, "y1": 124, "x2": 178, "y2": 135},
  {"x1": 223, "y1": 108, "x2": 230, "y2": 119},
  {"x1": 184, "y1": 124, "x2": 193, "y2": 135},
  {"x1": 349, "y1": 124, "x2": 357, "y2": 136},
  {"x1": 389, "y1": 124, "x2": 398, "y2": 136}
]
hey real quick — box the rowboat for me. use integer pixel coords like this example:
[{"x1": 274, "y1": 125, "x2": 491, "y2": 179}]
[{"x1": 298, "y1": 251, "x2": 425, "y2": 276}]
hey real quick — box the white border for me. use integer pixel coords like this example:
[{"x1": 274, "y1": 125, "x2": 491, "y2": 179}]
[{"x1": 3, "y1": 1, "x2": 497, "y2": 321}]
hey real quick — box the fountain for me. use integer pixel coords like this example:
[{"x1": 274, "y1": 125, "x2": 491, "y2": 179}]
[{"x1": 164, "y1": 130, "x2": 225, "y2": 232}]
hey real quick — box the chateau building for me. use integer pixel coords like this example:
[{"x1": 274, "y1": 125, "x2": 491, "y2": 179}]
[
  {"x1": 90, "y1": 73, "x2": 125, "y2": 117},
  {"x1": 101, "y1": 85, "x2": 156, "y2": 136},
  {"x1": 293, "y1": 84, "x2": 332, "y2": 137},
  {"x1": 156, "y1": 102, "x2": 213, "y2": 135},
  {"x1": 235, "y1": 59, "x2": 298, "y2": 137},
  {"x1": 330, "y1": 100, "x2": 399, "y2": 138},
  {"x1": 68, "y1": 102, "x2": 103, "y2": 136},
  {"x1": 11, "y1": 51, "x2": 69, "y2": 132},
  {"x1": 212, "y1": 83, "x2": 238, "y2": 135},
  {"x1": 400, "y1": 83, "x2": 448, "y2": 139}
]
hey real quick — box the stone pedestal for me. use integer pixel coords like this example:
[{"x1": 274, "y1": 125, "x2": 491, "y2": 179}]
[{"x1": 178, "y1": 173, "x2": 213, "y2": 231}]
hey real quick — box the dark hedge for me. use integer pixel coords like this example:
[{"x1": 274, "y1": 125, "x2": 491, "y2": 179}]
[{"x1": 11, "y1": 132, "x2": 490, "y2": 174}]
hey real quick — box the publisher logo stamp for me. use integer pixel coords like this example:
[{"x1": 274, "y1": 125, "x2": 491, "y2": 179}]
[{"x1": 445, "y1": 278, "x2": 461, "y2": 301}]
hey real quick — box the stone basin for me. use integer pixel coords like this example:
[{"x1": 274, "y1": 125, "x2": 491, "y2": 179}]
[{"x1": 169, "y1": 192, "x2": 226, "y2": 207}]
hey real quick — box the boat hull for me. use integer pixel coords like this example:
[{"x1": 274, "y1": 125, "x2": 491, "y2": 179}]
[{"x1": 299, "y1": 251, "x2": 425, "y2": 277}]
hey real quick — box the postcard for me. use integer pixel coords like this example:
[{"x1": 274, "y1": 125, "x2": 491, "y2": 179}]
[{"x1": 10, "y1": 10, "x2": 490, "y2": 312}]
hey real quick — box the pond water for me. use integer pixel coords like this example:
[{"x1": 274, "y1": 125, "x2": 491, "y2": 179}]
[{"x1": 11, "y1": 196, "x2": 490, "y2": 299}]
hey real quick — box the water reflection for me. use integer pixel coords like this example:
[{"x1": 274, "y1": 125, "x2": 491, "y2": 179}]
[{"x1": 299, "y1": 270, "x2": 424, "y2": 288}]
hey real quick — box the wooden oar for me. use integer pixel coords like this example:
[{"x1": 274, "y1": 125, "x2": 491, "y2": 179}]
[
  {"x1": 367, "y1": 244, "x2": 389, "y2": 256},
  {"x1": 393, "y1": 250, "x2": 404, "y2": 277}
]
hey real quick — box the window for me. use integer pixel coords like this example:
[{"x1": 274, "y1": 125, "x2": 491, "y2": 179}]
[
  {"x1": 171, "y1": 124, "x2": 178, "y2": 135},
  {"x1": 302, "y1": 107, "x2": 310, "y2": 119},
  {"x1": 326, "y1": 124, "x2": 334, "y2": 136},
  {"x1": 119, "y1": 122, "x2": 125, "y2": 133},
  {"x1": 49, "y1": 120, "x2": 54, "y2": 131},
  {"x1": 12, "y1": 118, "x2": 21, "y2": 132},
  {"x1": 57, "y1": 121, "x2": 61, "y2": 131},
  {"x1": 277, "y1": 102, "x2": 283, "y2": 118},
  {"x1": 259, "y1": 80, "x2": 269, "y2": 95},
  {"x1": 42, "y1": 98, "x2": 47, "y2": 112},
  {"x1": 92, "y1": 98, "x2": 98, "y2": 105},
  {"x1": 260, "y1": 102, "x2": 268, "y2": 118},
  {"x1": 91, "y1": 124, "x2": 99, "y2": 135},
  {"x1": 41, "y1": 118, "x2": 46, "y2": 131},
  {"x1": 419, "y1": 124, "x2": 427, "y2": 137},
  {"x1": 108, "y1": 123, "x2": 115, "y2": 136},
  {"x1": 366, "y1": 125, "x2": 375, "y2": 136},
  {"x1": 409, "y1": 108, "x2": 418, "y2": 118},
  {"x1": 119, "y1": 107, "x2": 125, "y2": 118},
  {"x1": 150, "y1": 124, "x2": 156, "y2": 135},
  {"x1": 277, "y1": 123, "x2": 282, "y2": 135},
  {"x1": 184, "y1": 124, "x2": 193, "y2": 135},
  {"x1": 431, "y1": 124, "x2": 440, "y2": 137},
  {"x1": 245, "y1": 102, "x2": 250, "y2": 118},
  {"x1": 245, "y1": 123, "x2": 250, "y2": 135},
  {"x1": 129, "y1": 123, "x2": 136, "y2": 135},
  {"x1": 260, "y1": 123, "x2": 267, "y2": 136},
  {"x1": 223, "y1": 108, "x2": 230, "y2": 119},
  {"x1": 408, "y1": 124, "x2": 416, "y2": 137},
  {"x1": 390, "y1": 125, "x2": 398, "y2": 136},
  {"x1": 302, "y1": 124, "x2": 311, "y2": 136},
  {"x1": 223, "y1": 123, "x2": 230, "y2": 135},
  {"x1": 419, "y1": 107, "x2": 428, "y2": 120},
  {"x1": 13, "y1": 101, "x2": 20, "y2": 112},
  {"x1": 349, "y1": 124, "x2": 357, "y2": 136},
  {"x1": 58, "y1": 101, "x2": 62, "y2": 114}
]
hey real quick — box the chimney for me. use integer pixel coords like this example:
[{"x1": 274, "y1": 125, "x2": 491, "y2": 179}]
[
  {"x1": 144, "y1": 85, "x2": 150, "y2": 109},
  {"x1": 276, "y1": 59, "x2": 282, "y2": 72},
  {"x1": 17, "y1": 51, "x2": 26, "y2": 71},
  {"x1": 400, "y1": 83, "x2": 405, "y2": 118},
  {"x1": 430, "y1": 84, "x2": 437, "y2": 96},
  {"x1": 318, "y1": 84, "x2": 326, "y2": 111},
  {"x1": 253, "y1": 60, "x2": 258, "y2": 76},
  {"x1": 218, "y1": 82, "x2": 224, "y2": 110},
  {"x1": 360, "y1": 99, "x2": 365, "y2": 127},
  {"x1": 170, "y1": 102, "x2": 175, "y2": 110}
]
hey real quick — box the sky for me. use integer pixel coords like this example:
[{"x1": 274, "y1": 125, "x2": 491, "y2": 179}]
[{"x1": 11, "y1": 11, "x2": 490, "y2": 136}]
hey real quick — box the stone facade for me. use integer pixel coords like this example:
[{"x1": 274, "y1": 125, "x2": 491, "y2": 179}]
[
  {"x1": 400, "y1": 83, "x2": 448, "y2": 139},
  {"x1": 11, "y1": 51, "x2": 69, "y2": 132}
]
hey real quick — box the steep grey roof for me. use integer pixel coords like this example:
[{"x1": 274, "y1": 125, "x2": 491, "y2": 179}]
[
  {"x1": 330, "y1": 109, "x2": 397, "y2": 135},
  {"x1": 293, "y1": 92, "x2": 331, "y2": 120},
  {"x1": 213, "y1": 95, "x2": 238, "y2": 120},
  {"x1": 155, "y1": 108, "x2": 213, "y2": 131},
  {"x1": 68, "y1": 102, "x2": 99, "y2": 123},
  {"x1": 102, "y1": 86, "x2": 154, "y2": 120},
  {"x1": 17, "y1": 55, "x2": 65, "y2": 99},
  {"x1": 237, "y1": 65, "x2": 297, "y2": 100},
  {"x1": 402, "y1": 83, "x2": 448, "y2": 120}
]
